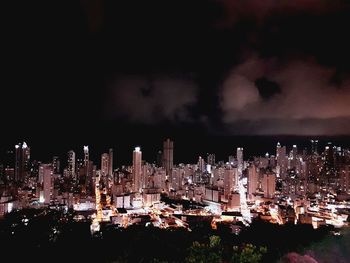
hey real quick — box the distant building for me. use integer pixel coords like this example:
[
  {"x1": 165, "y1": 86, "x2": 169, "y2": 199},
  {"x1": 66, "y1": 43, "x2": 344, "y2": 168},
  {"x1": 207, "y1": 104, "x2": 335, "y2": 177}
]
[
  {"x1": 14, "y1": 142, "x2": 30, "y2": 183},
  {"x1": 247, "y1": 165, "x2": 258, "y2": 200},
  {"x1": 224, "y1": 167, "x2": 238, "y2": 200},
  {"x1": 133, "y1": 147, "x2": 142, "y2": 193},
  {"x1": 40, "y1": 164, "x2": 53, "y2": 204},
  {"x1": 262, "y1": 172, "x2": 276, "y2": 198},
  {"x1": 52, "y1": 156, "x2": 60, "y2": 174},
  {"x1": 101, "y1": 153, "x2": 109, "y2": 176},
  {"x1": 237, "y1": 147, "x2": 244, "y2": 176},
  {"x1": 163, "y1": 138, "x2": 173, "y2": 176},
  {"x1": 108, "y1": 148, "x2": 114, "y2": 176},
  {"x1": 67, "y1": 150, "x2": 76, "y2": 179}
]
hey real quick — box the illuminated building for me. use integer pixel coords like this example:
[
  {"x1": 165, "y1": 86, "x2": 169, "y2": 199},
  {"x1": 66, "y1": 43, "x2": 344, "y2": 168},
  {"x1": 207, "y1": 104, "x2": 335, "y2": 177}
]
[
  {"x1": 247, "y1": 165, "x2": 258, "y2": 200},
  {"x1": 262, "y1": 172, "x2": 276, "y2": 198},
  {"x1": 197, "y1": 156, "x2": 205, "y2": 173},
  {"x1": 83, "y1": 146, "x2": 89, "y2": 167},
  {"x1": 108, "y1": 148, "x2": 113, "y2": 176},
  {"x1": 237, "y1": 147, "x2": 243, "y2": 176},
  {"x1": 163, "y1": 138, "x2": 173, "y2": 176},
  {"x1": 133, "y1": 147, "x2": 142, "y2": 193},
  {"x1": 101, "y1": 153, "x2": 109, "y2": 176},
  {"x1": 207, "y1": 153, "x2": 215, "y2": 166},
  {"x1": 52, "y1": 156, "x2": 60, "y2": 174},
  {"x1": 14, "y1": 142, "x2": 30, "y2": 183},
  {"x1": 311, "y1": 139, "x2": 318, "y2": 155},
  {"x1": 224, "y1": 167, "x2": 238, "y2": 200},
  {"x1": 67, "y1": 150, "x2": 76, "y2": 179},
  {"x1": 340, "y1": 165, "x2": 350, "y2": 193},
  {"x1": 40, "y1": 164, "x2": 53, "y2": 204},
  {"x1": 276, "y1": 142, "x2": 287, "y2": 178}
]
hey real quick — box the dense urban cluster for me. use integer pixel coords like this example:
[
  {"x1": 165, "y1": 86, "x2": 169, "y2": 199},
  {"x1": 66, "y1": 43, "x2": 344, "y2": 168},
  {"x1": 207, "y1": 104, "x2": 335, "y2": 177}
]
[{"x1": 1, "y1": 139, "x2": 350, "y2": 235}]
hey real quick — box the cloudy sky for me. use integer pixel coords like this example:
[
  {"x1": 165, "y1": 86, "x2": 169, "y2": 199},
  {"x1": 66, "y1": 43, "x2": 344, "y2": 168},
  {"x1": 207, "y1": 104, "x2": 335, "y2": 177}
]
[{"x1": 2, "y1": 0, "x2": 350, "y2": 139}]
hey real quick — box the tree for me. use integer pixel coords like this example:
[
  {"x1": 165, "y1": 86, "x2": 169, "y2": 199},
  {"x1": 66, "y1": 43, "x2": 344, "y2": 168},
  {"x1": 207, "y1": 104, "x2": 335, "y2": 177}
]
[
  {"x1": 185, "y1": 235, "x2": 223, "y2": 263},
  {"x1": 232, "y1": 244, "x2": 267, "y2": 263}
]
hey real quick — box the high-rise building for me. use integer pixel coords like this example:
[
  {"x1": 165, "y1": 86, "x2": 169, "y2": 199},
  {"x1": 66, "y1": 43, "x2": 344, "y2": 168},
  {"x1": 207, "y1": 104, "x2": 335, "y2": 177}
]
[
  {"x1": 276, "y1": 142, "x2": 287, "y2": 178},
  {"x1": 83, "y1": 146, "x2": 89, "y2": 167},
  {"x1": 40, "y1": 164, "x2": 52, "y2": 204},
  {"x1": 163, "y1": 138, "x2": 173, "y2": 176},
  {"x1": 133, "y1": 147, "x2": 142, "y2": 193},
  {"x1": 52, "y1": 156, "x2": 60, "y2": 174},
  {"x1": 224, "y1": 167, "x2": 238, "y2": 200},
  {"x1": 207, "y1": 153, "x2": 216, "y2": 166},
  {"x1": 262, "y1": 172, "x2": 276, "y2": 198},
  {"x1": 197, "y1": 156, "x2": 205, "y2": 173},
  {"x1": 101, "y1": 153, "x2": 109, "y2": 176},
  {"x1": 108, "y1": 148, "x2": 113, "y2": 176},
  {"x1": 237, "y1": 147, "x2": 244, "y2": 176},
  {"x1": 340, "y1": 165, "x2": 350, "y2": 193},
  {"x1": 14, "y1": 142, "x2": 30, "y2": 183},
  {"x1": 290, "y1": 145, "x2": 298, "y2": 168},
  {"x1": 310, "y1": 140, "x2": 318, "y2": 155},
  {"x1": 247, "y1": 165, "x2": 258, "y2": 199},
  {"x1": 67, "y1": 150, "x2": 76, "y2": 178}
]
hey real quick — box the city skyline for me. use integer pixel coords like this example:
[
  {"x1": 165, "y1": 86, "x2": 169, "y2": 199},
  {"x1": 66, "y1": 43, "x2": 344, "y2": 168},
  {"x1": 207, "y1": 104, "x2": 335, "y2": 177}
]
[{"x1": 1, "y1": 1, "x2": 350, "y2": 262}]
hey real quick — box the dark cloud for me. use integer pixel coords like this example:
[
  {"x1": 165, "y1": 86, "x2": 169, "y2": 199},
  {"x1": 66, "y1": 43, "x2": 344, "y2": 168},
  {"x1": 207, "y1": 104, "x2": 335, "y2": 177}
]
[
  {"x1": 220, "y1": 56, "x2": 350, "y2": 135},
  {"x1": 107, "y1": 76, "x2": 198, "y2": 123},
  {"x1": 217, "y1": 0, "x2": 345, "y2": 27}
]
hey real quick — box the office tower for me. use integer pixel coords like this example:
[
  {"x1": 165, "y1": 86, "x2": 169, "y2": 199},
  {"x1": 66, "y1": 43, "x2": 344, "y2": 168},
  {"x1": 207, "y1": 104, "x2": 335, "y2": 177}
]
[
  {"x1": 163, "y1": 138, "x2": 173, "y2": 176},
  {"x1": 207, "y1": 153, "x2": 216, "y2": 166},
  {"x1": 237, "y1": 147, "x2": 244, "y2": 176},
  {"x1": 340, "y1": 165, "x2": 350, "y2": 193},
  {"x1": 101, "y1": 153, "x2": 109, "y2": 176},
  {"x1": 247, "y1": 165, "x2": 258, "y2": 199},
  {"x1": 108, "y1": 148, "x2": 113, "y2": 176},
  {"x1": 83, "y1": 146, "x2": 89, "y2": 167},
  {"x1": 14, "y1": 142, "x2": 30, "y2": 183},
  {"x1": 40, "y1": 164, "x2": 52, "y2": 204},
  {"x1": 224, "y1": 167, "x2": 238, "y2": 199},
  {"x1": 133, "y1": 147, "x2": 142, "y2": 193},
  {"x1": 52, "y1": 156, "x2": 60, "y2": 174},
  {"x1": 197, "y1": 156, "x2": 205, "y2": 173},
  {"x1": 310, "y1": 140, "x2": 318, "y2": 155},
  {"x1": 290, "y1": 145, "x2": 298, "y2": 168},
  {"x1": 276, "y1": 142, "x2": 287, "y2": 178},
  {"x1": 228, "y1": 155, "x2": 235, "y2": 165},
  {"x1": 67, "y1": 150, "x2": 76, "y2": 178},
  {"x1": 262, "y1": 172, "x2": 276, "y2": 198}
]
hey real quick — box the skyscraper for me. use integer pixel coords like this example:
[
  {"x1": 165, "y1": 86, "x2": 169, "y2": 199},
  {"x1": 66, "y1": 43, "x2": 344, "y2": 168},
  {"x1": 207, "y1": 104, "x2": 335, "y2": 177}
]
[
  {"x1": 276, "y1": 142, "x2": 287, "y2": 178},
  {"x1": 224, "y1": 167, "x2": 238, "y2": 200},
  {"x1": 237, "y1": 147, "x2": 244, "y2": 176},
  {"x1": 83, "y1": 146, "x2": 89, "y2": 167},
  {"x1": 133, "y1": 147, "x2": 142, "y2": 193},
  {"x1": 247, "y1": 165, "x2": 258, "y2": 199},
  {"x1": 310, "y1": 140, "x2": 318, "y2": 155},
  {"x1": 108, "y1": 148, "x2": 113, "y2": 176},
  {"x1": 290, "y1": 145, "x2": 298, "y2": 169},
  {"x1": 40, "y1": 164, "x2": 52, "y2": 204},
  {"x1": 262, "y1": 172, "x2": 276, "y2": 198},
  {"x1": 207, "y1": 153, "x2": 216, "y2": 166},
  {"x1": 101, "y1": 153, "x2": 109, "y2": 176},
  {"x1": 67, "y1": 150, "x2": 76, "y2": 179},
  {"x1": 163, "y1": 138, "x2": 173, "y2": 176},
  {"x1": 14, "y1": 142, "x2": 30, "y2": 183},
  {"x1": 52, "y1": 156, "x2": 60, "y2": 174}
]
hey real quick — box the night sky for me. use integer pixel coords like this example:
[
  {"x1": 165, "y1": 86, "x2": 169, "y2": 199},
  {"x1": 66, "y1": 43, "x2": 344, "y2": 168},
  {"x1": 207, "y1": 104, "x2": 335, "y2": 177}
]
[{"x1": 2, "y1": 1, "x2": 350, "y2": 163}]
